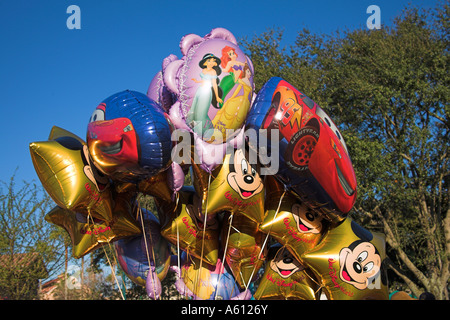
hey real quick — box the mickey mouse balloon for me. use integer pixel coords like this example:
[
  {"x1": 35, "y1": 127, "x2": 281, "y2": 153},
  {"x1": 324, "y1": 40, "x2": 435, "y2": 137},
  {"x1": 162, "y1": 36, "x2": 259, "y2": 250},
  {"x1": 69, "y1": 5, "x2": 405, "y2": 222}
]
[
  {"x1": 192, "y1": 147, "x2": 265, "y2": 224},
  {"x1": 261, "y1": 177, "x2": 327, "y2": 263},
  {"x1": 254, "y1": 245, "x2": 319, "y2": 300},
  {"x1": 45, "y1": 194, "x2": 142, "y2": 259},
  {"x1": 221, "y1": 213, "x2": 266, "y2": 289},
  {"x1": 301, "y1": 218, "x2": 389, "y2": 300}
]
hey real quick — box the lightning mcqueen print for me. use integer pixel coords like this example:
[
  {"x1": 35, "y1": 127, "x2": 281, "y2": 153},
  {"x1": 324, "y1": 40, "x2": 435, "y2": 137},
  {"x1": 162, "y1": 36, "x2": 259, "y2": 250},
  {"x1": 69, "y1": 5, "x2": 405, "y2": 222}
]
[{"x1": 246, "y1": 77, "x2": 357, "y2": 221}]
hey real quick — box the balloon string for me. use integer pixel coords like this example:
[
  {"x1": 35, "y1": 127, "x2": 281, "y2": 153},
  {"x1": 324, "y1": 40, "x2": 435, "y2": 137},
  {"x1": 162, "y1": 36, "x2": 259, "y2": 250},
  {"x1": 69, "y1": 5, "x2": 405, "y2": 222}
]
[
  {"x1": 86, "y1": 209, "x2": 125, "y2": 300},
  {"x1": 101, "y1": 244, "x2": 125, "y2": 300},
  {"x1": 105, "y1": 239, "x2": 127, "y2": 296},
  {"x1": 244, "y1": 190, "x2": 287, "y2": 291},
  {"x1": 174, "y1": 193, "x2": 182, "y2": 300},
  {"x1": 138, "y1": 204, "x2": 159, "y2": 300},
  {"x1": 195, "y1": 173, "x2": 212, "y2": 298},
  {"x1": 214, "y1": 213, "x2": 234, "y2": 300}
]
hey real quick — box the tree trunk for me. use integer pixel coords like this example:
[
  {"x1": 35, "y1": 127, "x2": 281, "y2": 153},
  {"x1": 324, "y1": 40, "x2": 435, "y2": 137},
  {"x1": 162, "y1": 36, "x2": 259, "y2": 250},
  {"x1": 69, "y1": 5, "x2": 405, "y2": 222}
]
[{"x1": 64, "y1": 244, "x2": 68, "y2": 300}]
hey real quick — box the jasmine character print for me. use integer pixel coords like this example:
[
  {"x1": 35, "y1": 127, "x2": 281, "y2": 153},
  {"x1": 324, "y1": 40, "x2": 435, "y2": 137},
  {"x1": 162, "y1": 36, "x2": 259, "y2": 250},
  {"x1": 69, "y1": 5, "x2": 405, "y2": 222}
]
[{"x1": 186, "y1": 53, "x2": 224, "y2": 137}]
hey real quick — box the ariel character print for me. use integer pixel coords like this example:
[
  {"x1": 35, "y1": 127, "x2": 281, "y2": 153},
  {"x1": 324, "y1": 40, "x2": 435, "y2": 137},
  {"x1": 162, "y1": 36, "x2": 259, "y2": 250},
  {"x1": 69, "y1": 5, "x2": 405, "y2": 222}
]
[
  {"x1": 211, "y1": 64, "x2": 252, "y2": 139},
  {"x1": 186, "y1": 53, "x2": 223, "y2": 136},
  {"x1": 219, "y1": 46, "x2": 247, "y2": 108}
]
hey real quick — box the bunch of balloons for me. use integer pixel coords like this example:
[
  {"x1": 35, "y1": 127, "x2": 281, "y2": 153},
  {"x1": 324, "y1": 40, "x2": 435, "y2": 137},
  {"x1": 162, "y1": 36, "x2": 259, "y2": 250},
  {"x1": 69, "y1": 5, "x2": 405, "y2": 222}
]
[{"x1": 30, "y1": 28, "x2": 389, "y2": 300}]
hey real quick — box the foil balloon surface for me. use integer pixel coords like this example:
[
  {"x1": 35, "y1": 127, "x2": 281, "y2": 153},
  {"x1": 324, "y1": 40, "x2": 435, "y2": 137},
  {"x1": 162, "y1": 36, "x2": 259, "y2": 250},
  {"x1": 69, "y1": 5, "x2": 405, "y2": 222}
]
[
  {"x1": 157, "y1": 189, "x2": 219, "y2": 266},
  {"x1": 176, "y1": 256, "x2": 245, "y2": 300},
  {"x1": 30, "y1": 129, "x2": 113, "y2": 221},
  {"x1": 260, "y1": 176, "x2": 327, "y2": 263},
  {"x1": 221, "y1": 213, "x2": 266, "y2": 289},
  {"x1": 245, "y1": 77, "x2": 357, "y2": 222},
  {"x1": 301, "y1": 218, "x2": 389, "y2": 300},
  {"x1": 45, "y1": 197, "x2": 141, "y2": 259},
  {"x1": 87, "y1": 90, "x2": 173, "y2": 182},
  {"x1": 192, "y1": 147, "x2": 265, "y2": 224},
  {"x1": 164, "y1": 27, "x2": 254, "y2": 142},
  {"x1": 115, "y1": 208, "x2": 171, "y2": 287},
  {"x1": 254, "y1": 245, "x2": 319, "y2": 300}
]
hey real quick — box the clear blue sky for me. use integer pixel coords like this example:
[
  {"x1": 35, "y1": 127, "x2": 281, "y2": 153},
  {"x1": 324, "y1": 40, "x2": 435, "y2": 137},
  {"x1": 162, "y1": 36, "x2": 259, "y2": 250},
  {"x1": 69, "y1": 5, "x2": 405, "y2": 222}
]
[{"x1": 0, "y1": 0, "x2": 440, "y2": 186}]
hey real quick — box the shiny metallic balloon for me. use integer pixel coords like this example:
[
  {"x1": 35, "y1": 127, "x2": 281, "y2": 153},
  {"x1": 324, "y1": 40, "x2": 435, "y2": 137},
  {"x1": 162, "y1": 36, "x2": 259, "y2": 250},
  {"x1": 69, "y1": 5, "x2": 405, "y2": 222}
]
[
  {"x1": 30, "y1": 129, "x2": 114, "y2": 222},
  {"x1": 254, "y1": 245, "x2": 319, "y2": 300},
  {"x1": 301, "y1": 218, "x2": 389, "y2": 300}
]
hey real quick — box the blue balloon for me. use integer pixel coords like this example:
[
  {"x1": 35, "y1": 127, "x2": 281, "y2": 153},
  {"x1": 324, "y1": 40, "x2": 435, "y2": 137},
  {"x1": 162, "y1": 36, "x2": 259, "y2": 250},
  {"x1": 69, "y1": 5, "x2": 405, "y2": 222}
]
[{"x1": 115, "y1": 209, "x2": 170, "y2": 287}]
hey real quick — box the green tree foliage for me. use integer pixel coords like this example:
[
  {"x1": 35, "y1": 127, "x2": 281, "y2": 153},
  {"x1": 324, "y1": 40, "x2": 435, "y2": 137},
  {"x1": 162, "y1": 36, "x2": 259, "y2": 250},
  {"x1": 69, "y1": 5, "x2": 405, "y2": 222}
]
[
  {"x1": 0, "y1": 175, "x2": 66, "y2": 299},
  {"x1": 241, "y1": 3, "x2": 449, "y2": 299}
]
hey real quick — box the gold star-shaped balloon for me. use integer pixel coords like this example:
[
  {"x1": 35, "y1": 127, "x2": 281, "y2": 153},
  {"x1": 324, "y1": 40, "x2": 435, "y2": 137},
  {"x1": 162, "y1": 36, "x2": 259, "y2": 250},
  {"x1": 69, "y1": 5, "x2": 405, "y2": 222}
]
[
  {"x1": 157, "y1": 189, "x2": 219, "y2": 266},
  {"x1": 192, "y1": 148, "x2": 265, "y2": 224},
  {"x1": 221, "y1": 213, "x2": 266, "y2": 289},
  {"x1": 45, "y1": 193, "x2": 142, "y2": 259},
  {"x1": 30, "y1": 127, "x2": 113, "y2": 221},
  {"x1": 253, "y1": 245, "x2": 320, "y2": 300},
  {"x1": 260, "y1": 176, "x2": 327, "y2": 263},
  {"x1": 301, "y1": 218, "x2": 389, "y2": 300}
]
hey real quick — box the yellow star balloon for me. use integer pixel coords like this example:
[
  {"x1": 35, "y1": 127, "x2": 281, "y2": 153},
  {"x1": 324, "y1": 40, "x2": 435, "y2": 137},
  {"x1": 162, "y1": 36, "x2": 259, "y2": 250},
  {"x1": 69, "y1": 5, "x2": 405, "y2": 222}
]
[
  {"x1": 30, "y1": 128, "x2": 113, "y2": 222},
  {"x1": 192, "y1": 148, "x2": 265, "y2": 224},
  {"x1": 221, "y1": 213, "x2": 266, "y2": 289},
  {"x1": 253, "y1": 245, "x2": 320, "y2": 300},
  {"x1": 301, "y1": 218, "x2": 389, "y2": 300},
  {"x1": 260, "y1": 176, "x2": 327, "y2": 263},
  {"x1": 157, "y1": 189, "x2": 219, "y2": 266},
  {"x1": 45, "y1": 193, "x2": 142, "y2": 259}
]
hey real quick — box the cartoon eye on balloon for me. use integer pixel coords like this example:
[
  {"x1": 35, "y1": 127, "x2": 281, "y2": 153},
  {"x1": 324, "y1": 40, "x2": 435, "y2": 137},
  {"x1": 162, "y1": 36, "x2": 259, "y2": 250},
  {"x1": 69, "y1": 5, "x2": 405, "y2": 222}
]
[
  {"x1": 30, "y1": 127, "x2": 114, "y2": 222},
  {"x1": 87, "y1": 90, "x2": 173, "y2": 182},
  {"x1": 245, "y1": 77, "x2": 357, "y2": 222},
  {"x1": 301, "y1": 218, "x2": 389, "y2": 300}
]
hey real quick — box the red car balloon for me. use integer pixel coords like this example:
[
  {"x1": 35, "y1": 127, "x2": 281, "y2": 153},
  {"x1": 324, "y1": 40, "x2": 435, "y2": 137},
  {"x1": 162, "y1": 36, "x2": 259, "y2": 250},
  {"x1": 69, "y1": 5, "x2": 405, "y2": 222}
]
[
  {"x1": 86, "y1": 90, "x2": 173, "y2": 182},
  {"x1": 246, "y1": 77, "x2": 357, "y2": 222}
]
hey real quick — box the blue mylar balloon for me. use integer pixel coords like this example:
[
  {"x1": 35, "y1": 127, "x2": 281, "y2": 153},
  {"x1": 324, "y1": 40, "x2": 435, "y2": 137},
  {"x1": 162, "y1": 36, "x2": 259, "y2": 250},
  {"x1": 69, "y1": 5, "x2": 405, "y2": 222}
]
[
  {"x1": 87, "y1": 90, "x2": 173, "y2": 182},
  {"x1": 115, "y1": 209, "x2": 171, "y2": 287}
]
